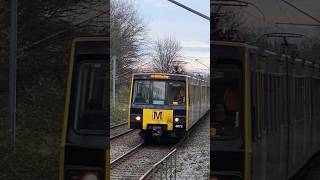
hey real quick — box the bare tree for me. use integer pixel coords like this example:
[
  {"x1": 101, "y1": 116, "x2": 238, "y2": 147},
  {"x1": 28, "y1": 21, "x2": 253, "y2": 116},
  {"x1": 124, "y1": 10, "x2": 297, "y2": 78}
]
[
  {"x1": 212, "y1": 5, "x2": 244, "y2": 41},
  {"x1": 152, "y1": 37, "x2": 185, "y2": 73},
  {"x1": 0, "y1": 1, "x2": 109, "y2": 179},
  {"x1": 110, "y1": 0, "x2": 147, "y2": 82}
]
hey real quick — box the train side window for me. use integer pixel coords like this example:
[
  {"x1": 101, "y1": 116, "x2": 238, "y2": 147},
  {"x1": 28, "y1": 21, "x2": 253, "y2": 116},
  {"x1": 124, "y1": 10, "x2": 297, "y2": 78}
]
[
  {"x1": 188, "y1": 79, "x2": 191, "y2": 106},
  {"x1": 261, "y1": 72, "x2": 267, "y2": 133},
  {"x1": 256, "y1": 72, "x2": 264, "y2": 137},
  {"x1": 276, "y1": 76, "x2": 281, "y2": 131},
  {"x1": 264, "y1": 73, "x2": 269, "y2": 134},
  {"x1": 251, "y1": 70, "x2": 259, "y2": 141},
  {"x1": 268, "y1": 74, "x2": 272, "y2": 133},
  {"x1": 212, "y1": 65, "x2": 242, "y2": 138},
  {"x1": 270, "y1": 75, "x2": 275, "y2": 133}
]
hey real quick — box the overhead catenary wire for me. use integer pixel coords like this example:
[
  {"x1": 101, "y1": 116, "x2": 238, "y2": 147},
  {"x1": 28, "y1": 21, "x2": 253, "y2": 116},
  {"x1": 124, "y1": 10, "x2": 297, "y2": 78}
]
[
  {"x1": 276, "y1": 22, "x2": 320, "y2": 27},
  {"x1": 167, "y1": 0, "x2": 210, "y2": 21},
  {"x1": 19, "y1": 11, "x2": 107, "y2": 52},
  {"x1": 114, "y1": 61, "x2": 153, "y2": 79},
  {"x1": 241, "y1": 8, "x2": 285, "y2": 33},
  {"x1": 194, "y1": 59, "x2": 209, "y2": 69},
  {"x1": 213, "y1": 0, "x2": 305, "y2": 36},
  {"x1": 280, "y1": 0, "x2": 320, "y2": 24}
]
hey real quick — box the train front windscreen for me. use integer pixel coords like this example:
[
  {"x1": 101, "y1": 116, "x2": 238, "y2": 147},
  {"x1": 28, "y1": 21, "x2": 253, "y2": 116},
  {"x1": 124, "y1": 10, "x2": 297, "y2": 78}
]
[{"x1": 132, "y1": 80, "x2": 186, "y2": 106}]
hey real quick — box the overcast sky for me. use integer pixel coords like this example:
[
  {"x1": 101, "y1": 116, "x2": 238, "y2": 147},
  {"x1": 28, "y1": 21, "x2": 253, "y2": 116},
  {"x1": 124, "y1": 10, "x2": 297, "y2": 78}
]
[{"x1": 135, "y1": 0, "x2": 210, "y2": 74}]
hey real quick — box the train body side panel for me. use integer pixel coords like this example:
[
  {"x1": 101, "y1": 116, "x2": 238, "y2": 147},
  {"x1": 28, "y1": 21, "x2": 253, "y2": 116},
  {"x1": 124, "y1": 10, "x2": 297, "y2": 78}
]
[
  {"x1": 187, "y1": 78, "x2": 201, "y2": 130},
  {"x1": 187, "y1": 78, "x2": 209, "y2": 131},
  {"x1": 212, "y1": 40, "x2": 320, "y2": 180},
  {"x1": 187, "y1": 77, "x2": 193, "y2": 130}
]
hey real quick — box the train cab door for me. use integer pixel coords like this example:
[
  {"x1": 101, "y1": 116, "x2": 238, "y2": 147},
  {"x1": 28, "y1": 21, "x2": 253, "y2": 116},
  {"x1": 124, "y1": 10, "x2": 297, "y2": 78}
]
[
  {"x1": 211, "y1": 41, "x2": 251, "y2": 180},
  {"x1": 59, "y1": 37, "x2": 109, "y2": 180}
]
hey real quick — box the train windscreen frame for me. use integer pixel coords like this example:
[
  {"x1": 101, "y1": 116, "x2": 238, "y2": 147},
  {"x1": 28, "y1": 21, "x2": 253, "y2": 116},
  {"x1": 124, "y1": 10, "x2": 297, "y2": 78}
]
[{"x1": 132, "y1": 80, "x2": 186, "y2": 106}]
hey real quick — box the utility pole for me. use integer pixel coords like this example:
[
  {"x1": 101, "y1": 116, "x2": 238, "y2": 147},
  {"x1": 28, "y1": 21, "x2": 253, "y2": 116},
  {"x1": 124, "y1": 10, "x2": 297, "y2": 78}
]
[
  {"x1": 9, "y1": 0, "x2": 17, "y2": 149},
  {"x1": 112, "y1": 56, "x2": 116, "y2": 108}
]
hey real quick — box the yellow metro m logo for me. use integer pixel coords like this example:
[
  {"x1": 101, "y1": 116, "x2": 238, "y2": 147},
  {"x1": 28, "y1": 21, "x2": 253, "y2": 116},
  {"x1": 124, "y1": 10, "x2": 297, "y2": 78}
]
[{"x1": 153, "y1": 111, "x2": 163, "y2": 120}]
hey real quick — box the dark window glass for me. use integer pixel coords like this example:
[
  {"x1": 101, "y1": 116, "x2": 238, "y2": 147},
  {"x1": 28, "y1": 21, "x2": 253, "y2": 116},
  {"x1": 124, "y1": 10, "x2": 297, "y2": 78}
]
[
  {"x1": 212, "y1": 65, "x2": 242, "y2": 139},
  {"x1": 75, "y1": 62, "x2": 107, "y2": 132}
]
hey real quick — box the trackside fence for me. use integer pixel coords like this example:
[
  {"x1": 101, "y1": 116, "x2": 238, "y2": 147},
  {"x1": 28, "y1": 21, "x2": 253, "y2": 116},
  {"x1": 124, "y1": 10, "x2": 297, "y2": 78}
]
[{"x1": 139, "y1": 148, "x2": 177, "y2": 180}]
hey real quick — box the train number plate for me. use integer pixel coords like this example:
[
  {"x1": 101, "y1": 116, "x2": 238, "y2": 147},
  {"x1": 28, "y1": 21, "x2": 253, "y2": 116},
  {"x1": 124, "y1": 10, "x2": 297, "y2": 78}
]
[
  {"x1": 175, "y1": 125, "x2": 183, "y2": 128},
  {"x1": 152, "y1": 111, "x2": 163, "y2": 121}
]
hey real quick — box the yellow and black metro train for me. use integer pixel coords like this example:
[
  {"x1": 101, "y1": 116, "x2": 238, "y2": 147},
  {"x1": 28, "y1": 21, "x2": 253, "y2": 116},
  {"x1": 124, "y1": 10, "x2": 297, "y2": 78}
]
[
  {"x1": 59, "y1": 37, "x2": 109, "y2": 180},
  {"x1": 211, "y1": 41, "x2": 320, "y2": 180},
  {"x1": 128, "y1": 73, "x2": 210, "y2": 141}
]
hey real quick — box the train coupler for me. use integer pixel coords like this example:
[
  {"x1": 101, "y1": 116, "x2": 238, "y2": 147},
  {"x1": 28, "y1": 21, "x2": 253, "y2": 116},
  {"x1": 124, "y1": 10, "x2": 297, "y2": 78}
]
[{"x1": 151, "y1": 126, "x2": 163, "y2": 136}]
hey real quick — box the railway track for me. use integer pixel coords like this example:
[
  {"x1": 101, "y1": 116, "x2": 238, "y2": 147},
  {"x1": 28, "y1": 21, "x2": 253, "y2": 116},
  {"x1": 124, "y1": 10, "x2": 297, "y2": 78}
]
[
  {"x1": 110, "y1": 122, "x2": 134, "y2": 139},
  {"x1": 111, "y1": 122, "x2": 149, "y2": 141},
  {"x1": 110, "y1": 122, "x2": 143, "y2": 162},
  {"x1": 110, "y1": 113, "x2": 209, "y2": 180},
  {"x1": 110, "y1": 143, "x2": 175, "y2": 179}
]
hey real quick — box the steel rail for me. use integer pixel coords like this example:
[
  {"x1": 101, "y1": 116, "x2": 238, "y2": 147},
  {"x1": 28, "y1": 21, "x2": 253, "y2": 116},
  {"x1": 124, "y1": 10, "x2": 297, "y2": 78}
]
[
  {"x1": 110, "y1": 142, "x2": 144, "y2": 168},
  {"x1": 110, "y1": 122, "x2": 127, "y2": 129},
  {"x1": 110, "y1": 129, "x2": 135, "y2": 140}
]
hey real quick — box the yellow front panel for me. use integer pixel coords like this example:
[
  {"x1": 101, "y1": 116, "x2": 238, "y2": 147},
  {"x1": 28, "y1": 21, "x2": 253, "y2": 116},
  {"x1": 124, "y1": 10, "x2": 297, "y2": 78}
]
[
  {"x1": 142, "y1": 109, "x2": 173, "y2": 130},
  {"x1": 128, "y1": 76, "x2": 134, "y2": 129}
]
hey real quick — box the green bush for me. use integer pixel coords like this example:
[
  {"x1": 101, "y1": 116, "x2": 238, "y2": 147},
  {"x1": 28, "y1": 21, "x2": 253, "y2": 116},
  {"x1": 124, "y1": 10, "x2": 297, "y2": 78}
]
[{"x1": 110, "y1": 85, "x2": 130, "y2": 126}]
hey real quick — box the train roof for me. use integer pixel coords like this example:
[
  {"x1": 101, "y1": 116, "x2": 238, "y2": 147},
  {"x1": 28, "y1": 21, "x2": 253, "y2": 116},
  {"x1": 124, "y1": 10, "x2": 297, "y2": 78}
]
[
  {"x1": 132, "y1": 73, "x2": 209, "y2": 83},
  {"x1": 72, "y1": 37, "x2": 109, "y2": 55},
  {"x1": 133, "y1": 72, "x2": 188, "y2": 77},
  {"x1": 212, "y1": 40, "x2": 320, "y2": 68}
]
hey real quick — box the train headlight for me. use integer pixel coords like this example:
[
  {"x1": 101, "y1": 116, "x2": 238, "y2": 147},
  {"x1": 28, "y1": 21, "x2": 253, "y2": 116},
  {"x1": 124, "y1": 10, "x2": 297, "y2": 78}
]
[
  {"x1": 66, "y1": 167, "x2": 101, "y2": 180},
  {"x1": 82, "y1": 173, "x2": 98, "y2": 180},
  {"x1": 174, "y1": 117, "x2": 179, "y2": 123},
  {"x1": 135, "y1": 116, "x2": 141, "y2": 121}
]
